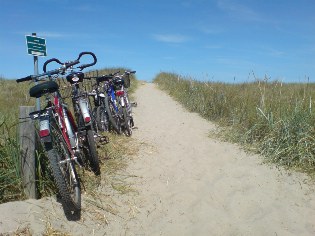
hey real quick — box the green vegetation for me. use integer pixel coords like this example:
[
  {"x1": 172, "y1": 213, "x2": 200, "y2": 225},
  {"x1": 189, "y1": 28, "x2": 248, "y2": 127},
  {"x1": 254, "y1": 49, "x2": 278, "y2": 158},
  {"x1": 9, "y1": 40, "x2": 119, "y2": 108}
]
[
  {"x1": 0, "y1": 68, "x2": 138, "y2": 204},
  {"x1": 0, "y1": 78, "x2": 32, "y2": 203},
  {"x1": 154, "y1": 72, "x2": 315, "y2": 175}
]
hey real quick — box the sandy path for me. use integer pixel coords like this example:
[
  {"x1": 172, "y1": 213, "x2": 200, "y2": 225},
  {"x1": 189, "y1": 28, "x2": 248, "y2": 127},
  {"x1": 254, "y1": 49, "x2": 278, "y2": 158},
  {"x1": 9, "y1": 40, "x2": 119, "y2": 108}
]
[
  {"x1": 1, "y1": 82, "x2": 315, "y2": 235},
  {"x1": 110, "y1": 82, "x2": 315, "y2": 235}
]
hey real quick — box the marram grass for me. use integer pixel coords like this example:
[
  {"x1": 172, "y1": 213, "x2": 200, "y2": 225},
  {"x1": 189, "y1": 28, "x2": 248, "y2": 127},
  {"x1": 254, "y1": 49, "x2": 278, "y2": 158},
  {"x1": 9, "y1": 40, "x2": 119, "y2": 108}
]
[{"x1": 154, "y1": 72, "x2": 315, "y2": 175}]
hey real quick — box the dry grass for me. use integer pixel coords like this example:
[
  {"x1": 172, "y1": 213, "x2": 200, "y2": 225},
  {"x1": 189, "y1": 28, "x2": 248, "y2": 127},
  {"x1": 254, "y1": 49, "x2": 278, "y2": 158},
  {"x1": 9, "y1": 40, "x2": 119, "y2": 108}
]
[
  {"x1": 82, "y1": 132, "x2": 140, "y2": 210},
  {"x1": 0, "y1": 223, "x2": 71, "y2": 236},
  {"x1": 154, "y1": 72, "x2": 315, "y2": 176}
]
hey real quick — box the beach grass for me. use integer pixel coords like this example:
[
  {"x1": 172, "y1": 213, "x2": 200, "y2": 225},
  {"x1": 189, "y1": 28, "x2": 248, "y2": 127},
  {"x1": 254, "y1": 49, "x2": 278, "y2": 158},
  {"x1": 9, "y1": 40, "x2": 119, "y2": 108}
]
[{"x1": 154, "y1": 72, "x2": 315, "y2": 175}]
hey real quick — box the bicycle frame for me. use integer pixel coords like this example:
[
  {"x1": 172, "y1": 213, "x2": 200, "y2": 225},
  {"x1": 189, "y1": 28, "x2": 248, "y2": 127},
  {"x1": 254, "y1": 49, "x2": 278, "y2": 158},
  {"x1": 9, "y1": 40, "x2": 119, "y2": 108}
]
[
  {"x1": 105, "y1": 81, "x2": 119, "y2": 112},
  {"x1": 37, "y1": 90, "x2": 77, "y2": 161},
  {"x1": 71, "y1": 84, "x2": 92, "y2": 127},
  {"x1": 17, "y1": 51, "x2": 99, "y2": 211}
]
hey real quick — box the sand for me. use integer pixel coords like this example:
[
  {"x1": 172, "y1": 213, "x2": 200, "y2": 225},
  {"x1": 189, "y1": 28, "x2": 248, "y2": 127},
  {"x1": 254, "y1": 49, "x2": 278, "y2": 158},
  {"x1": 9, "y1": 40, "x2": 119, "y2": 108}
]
[{"x1": 1, "y1": 82, "x2": 315, "y2": 235}]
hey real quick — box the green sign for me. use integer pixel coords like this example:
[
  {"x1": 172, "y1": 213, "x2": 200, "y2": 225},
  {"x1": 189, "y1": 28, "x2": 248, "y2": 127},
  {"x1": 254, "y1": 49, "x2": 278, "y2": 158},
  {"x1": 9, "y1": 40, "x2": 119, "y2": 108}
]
[{"x1": 26, "y1": 35, "x2": 47, "y2": 56}]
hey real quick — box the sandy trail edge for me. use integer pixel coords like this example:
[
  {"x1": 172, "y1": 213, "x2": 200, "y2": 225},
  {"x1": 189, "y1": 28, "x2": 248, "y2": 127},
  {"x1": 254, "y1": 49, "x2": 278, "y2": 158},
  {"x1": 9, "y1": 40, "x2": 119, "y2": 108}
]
[{"x1": 1, "y1": 82, "x2": 315, "y2": 235}]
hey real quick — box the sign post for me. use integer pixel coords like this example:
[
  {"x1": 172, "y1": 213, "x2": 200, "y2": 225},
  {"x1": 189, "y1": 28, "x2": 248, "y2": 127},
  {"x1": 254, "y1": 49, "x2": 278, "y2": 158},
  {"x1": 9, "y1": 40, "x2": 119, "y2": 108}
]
[
  {"x1": 26, "y1": 33, "x2": 47, "y2": 111},
  {"x1": 26, "y1": 34, "x2": 47, "y2": 57}
]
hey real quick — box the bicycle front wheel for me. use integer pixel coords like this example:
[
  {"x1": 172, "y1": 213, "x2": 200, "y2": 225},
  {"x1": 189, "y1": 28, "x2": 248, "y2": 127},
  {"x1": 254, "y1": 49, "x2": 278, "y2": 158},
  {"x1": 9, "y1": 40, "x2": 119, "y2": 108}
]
[{"x1": 46, "y1": 119, "x2": 81, "y2": 212}]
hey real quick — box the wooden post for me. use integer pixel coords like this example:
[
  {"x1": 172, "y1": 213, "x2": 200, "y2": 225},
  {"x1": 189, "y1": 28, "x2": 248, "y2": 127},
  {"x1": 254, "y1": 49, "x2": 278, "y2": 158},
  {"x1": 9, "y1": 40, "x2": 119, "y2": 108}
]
[{"x1": 19, "y1": 106, "x2": 37, "y2": 199}]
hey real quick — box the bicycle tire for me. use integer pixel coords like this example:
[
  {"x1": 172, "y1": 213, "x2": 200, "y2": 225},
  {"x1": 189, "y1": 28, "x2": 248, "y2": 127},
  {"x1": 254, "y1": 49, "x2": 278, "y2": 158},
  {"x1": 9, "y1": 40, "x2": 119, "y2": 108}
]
[
  {"x1": 91, "y1": 107, "x2": 99, "y2": 134},
  {"x1": 85, "y1": 128, "x2": 100, "y2": 175},
  {"x1": 96, "y1": 104, "x2": 109, "y2": 132},
  {"x1": 122, "y1": 105, "x2": 132, "y2": 136},
  {"x1": 104, "y1": 96, "x2": 121, "y2": 134},
  {"x1": 46, "y1": 119, "x2": 81, "y2": 211}
]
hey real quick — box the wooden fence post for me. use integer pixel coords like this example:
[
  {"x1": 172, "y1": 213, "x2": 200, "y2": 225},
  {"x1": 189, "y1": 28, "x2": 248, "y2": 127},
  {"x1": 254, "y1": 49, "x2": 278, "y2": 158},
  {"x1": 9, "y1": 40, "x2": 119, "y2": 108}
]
[{"x1": 19, "y1": 106, "x2": 37, "y2": 199}]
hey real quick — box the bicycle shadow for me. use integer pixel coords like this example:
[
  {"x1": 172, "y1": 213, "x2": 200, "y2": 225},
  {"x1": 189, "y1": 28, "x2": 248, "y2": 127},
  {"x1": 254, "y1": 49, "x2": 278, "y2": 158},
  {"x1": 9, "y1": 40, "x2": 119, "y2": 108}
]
[{"x1": 57, "y1": 195, "x2": 81, "y2": 221}]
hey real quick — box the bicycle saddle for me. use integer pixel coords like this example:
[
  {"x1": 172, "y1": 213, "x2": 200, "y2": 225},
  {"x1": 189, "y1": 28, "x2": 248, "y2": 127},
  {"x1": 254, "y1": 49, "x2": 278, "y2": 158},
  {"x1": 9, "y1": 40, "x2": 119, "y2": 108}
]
[{"x1": 29, "y1": 81, "x2": 59, "y2": 98}]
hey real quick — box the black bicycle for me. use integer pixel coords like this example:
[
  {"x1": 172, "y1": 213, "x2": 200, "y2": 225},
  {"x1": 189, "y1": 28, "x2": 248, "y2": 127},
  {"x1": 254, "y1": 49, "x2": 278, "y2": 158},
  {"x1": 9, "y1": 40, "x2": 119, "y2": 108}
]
[{"x1": 112, "y1": 70, "x2": 136, "y2": 136}]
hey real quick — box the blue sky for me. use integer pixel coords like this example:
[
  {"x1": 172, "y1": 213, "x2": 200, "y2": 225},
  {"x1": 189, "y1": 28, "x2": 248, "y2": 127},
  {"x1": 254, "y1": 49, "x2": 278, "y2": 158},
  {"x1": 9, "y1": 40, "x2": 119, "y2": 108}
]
[{"x1": 1, "y1": 0, "x2": 314, "y2": 82}]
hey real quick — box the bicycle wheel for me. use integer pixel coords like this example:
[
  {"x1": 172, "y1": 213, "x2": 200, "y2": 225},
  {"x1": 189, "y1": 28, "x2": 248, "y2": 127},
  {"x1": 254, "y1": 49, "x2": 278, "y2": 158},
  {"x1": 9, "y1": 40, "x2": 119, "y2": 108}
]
[
  {"x1": 122, "y1": 105, "x2": 132, "y2": 136},
  {"x1": 91, "y1": 107, "x2": 99, "y2": 134},
  {"x1": 84, "y1": 127, "x2": 100, "y2": 175},
  {"x1": 46, "y1": 119, "x2": 81, "y2": 212},
  {"x1": 104, "y1": 96, "x2": 121, "y2": 134},
  {"x1": 96, "y1": 103, "x2": 109, "y2": 132}
]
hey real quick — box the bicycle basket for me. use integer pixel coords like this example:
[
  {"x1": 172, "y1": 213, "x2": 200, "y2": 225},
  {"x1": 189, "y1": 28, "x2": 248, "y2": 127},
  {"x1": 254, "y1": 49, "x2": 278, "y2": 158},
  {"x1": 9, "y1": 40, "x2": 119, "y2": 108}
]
[{"x1": 113, "y1": 77, "x2": 124, "y2": 90}]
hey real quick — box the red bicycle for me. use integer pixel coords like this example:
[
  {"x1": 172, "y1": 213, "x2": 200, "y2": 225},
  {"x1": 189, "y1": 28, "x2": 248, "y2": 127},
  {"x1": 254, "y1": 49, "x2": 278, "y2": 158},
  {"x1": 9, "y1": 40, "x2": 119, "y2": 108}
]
[{"x1": 16, "y1": 52, "x2": 97, "y2": 212}]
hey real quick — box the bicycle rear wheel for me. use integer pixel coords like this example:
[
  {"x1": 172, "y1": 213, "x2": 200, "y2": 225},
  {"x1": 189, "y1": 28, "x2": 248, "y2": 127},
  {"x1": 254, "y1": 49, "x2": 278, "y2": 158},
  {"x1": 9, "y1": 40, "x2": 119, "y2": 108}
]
[
  {"x1": 84, "y1": 127, "x2": 100, "y2": 175},
  {"x1": 122, "y1": 105, "x2": 132, "y2": 136},
  {"x1": 46, "y1": 118, "x2": 81, "y2": 212},
  {"x1": 96, "y1": 103, "x2": 109, "y2": 132},
  {"x1": 104, "y1": 96, "x2": 121, "y2": 134}
]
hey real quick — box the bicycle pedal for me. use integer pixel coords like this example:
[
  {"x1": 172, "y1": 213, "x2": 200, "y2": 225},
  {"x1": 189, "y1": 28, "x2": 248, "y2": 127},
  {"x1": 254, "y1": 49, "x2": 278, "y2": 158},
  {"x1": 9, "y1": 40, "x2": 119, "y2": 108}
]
[
  {"x1": 131, "y1": 102, "x2": 137, "y2": 107},
  {"x1": 99, "y1": 136, "x2": 110, "y2": 144}
]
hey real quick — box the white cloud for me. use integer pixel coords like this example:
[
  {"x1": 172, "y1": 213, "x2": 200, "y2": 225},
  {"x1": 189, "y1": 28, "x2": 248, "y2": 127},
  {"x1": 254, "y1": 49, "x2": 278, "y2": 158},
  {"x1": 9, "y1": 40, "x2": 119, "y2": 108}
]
[
  {"x1": 163, "y1": 56, "x2": 176, "y2": 60},
  {"x1": 197, "y1": 24, "x2": 224, "y2": 34},
  {"x1": 16, "y1": 31, "x2": 68, "y2": 38},
  {"x1": 35, "y1": 32, "x2": 66, "y2": 38},
  {"x1": 152, "y1": 34, "x2": 190, "y2": 43},
  {"x1": 217, "y1": 0, "x2": 263, "y2": 22},
  {"x1": 262, "y1": 47, "x2": 285, "y2": 57}
]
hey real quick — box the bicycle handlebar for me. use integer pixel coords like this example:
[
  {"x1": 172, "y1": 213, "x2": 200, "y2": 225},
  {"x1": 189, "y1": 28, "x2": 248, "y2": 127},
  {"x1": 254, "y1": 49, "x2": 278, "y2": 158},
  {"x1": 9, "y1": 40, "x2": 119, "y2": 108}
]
[
  {"x1": 125, "y1": 70, "x2": 136, "y2": 75},
  {"x1": 43, "y1": 52, "x2": 96, "y2": 72},
  {"x1": 16, "y1": 67, "x2": 62, "y2": 83},
  {"x1": 77, "y1": 52, "x2": 97, "y2": 70},
  {"x1": 17, "y1": 52, "x2": 98, "y2": 83},
  {"x1": 85, "y1": 70, "x2": 136, "y2": 82},
  {"x1": 43, "y1": 58, "x2": 63, "y2": 73},
  {"x1": 16, "y1": 75, "x2": 33, "y2": 83}
]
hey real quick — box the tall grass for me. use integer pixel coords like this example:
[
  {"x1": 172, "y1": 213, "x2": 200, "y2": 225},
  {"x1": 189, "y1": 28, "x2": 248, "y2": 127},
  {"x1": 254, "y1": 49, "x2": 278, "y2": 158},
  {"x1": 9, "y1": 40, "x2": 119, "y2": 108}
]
[
  {"x1": 0, "y1": 78, "x2": 33, "y2": 203},
  {"x1": 154, "y1": 72, "x2": 315, "y2": 175}
]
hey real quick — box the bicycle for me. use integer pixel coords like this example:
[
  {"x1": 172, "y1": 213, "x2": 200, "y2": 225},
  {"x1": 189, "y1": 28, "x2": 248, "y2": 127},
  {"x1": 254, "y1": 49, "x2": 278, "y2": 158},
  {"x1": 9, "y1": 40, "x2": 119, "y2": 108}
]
[
  {"x1": 43, "y1": 52, "x2": 100, "y2": 175},
  {"x1": 112, "y1": 70, "x2": 136, "y2": 136},
  {"x1": 17, "y1": 62, "x2": 80, "y2": 212},
  {"x1": 88, "y1": 77, "x2": 110, "y2": 133},
  {"x1": 86, "y1": 73, "x2": 122, "y2": 134},
  {"x1": 16, "y1": 52, "x2": 97, "y2": 212}
]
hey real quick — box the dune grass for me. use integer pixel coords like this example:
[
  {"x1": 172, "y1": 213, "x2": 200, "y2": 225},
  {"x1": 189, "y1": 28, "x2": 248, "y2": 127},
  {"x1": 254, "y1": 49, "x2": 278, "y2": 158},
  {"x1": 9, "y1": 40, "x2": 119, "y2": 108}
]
[
  {"x1": 0, "y1": 78, "x2": 33, "y2": 203},
  {"x1": 154, "y1": 72, "x2": 315, "y2": 175}
]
